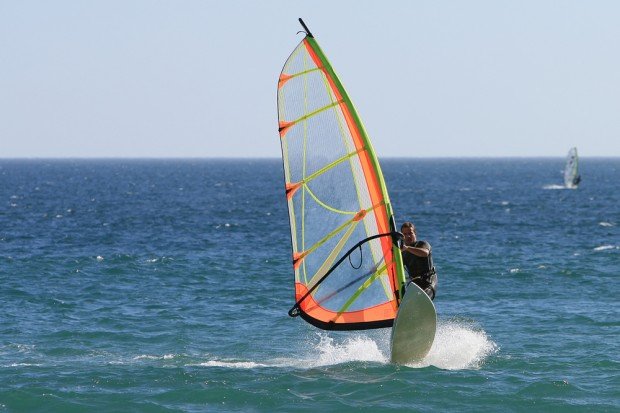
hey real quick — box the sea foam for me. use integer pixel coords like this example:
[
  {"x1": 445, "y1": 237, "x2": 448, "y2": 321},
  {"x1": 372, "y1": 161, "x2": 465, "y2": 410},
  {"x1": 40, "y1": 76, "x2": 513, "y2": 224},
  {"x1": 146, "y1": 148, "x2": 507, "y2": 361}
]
[
  {"x1": 300, "y1": 319, "x2": 498, "y2": 370},
  {"x1": 416, "y1": 319, "x2": 498, "y2": 370},
  {"x1": 199, "y1": 319, "x2": 498, "y2": 371}
]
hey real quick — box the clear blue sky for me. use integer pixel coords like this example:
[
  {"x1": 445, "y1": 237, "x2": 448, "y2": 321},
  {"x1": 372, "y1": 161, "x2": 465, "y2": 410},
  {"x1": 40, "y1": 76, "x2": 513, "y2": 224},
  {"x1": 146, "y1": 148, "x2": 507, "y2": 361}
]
[{"x1": 1, "y1": 1, "x2": 619, "y2": 158}]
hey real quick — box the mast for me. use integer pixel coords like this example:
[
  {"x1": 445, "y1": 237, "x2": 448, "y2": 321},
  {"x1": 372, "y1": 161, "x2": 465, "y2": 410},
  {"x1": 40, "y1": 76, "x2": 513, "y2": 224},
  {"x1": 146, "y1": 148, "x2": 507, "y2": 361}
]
[{"x1": 298, "y1": 18, "x2": 314, "y2": 38}]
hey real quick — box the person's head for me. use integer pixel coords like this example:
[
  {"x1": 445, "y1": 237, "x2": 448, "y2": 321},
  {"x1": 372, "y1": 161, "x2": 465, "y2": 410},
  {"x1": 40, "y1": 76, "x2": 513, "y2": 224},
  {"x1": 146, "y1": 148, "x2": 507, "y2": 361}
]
[{"x1": 401, "y1": 221, "x2": 417, "y2": 245}]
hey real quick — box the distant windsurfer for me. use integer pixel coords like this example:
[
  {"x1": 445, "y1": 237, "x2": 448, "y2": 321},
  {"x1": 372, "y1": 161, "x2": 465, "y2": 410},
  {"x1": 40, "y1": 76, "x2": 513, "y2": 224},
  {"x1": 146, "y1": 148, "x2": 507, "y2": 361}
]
[{"x1": 400, "y1": 221, "x2": 437, "y2": 300}]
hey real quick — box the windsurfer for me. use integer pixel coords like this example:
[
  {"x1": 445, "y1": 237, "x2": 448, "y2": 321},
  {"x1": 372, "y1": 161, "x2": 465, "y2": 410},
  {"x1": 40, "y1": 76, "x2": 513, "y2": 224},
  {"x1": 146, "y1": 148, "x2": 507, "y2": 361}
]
[{"x1": 400, "y1": 221, "x2": 437, "y2": 300}]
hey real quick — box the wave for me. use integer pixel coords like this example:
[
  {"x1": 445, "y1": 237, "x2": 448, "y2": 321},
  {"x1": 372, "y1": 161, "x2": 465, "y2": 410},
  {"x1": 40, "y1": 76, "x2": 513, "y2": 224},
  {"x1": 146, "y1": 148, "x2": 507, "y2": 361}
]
[{"x1": 542, "y1": 184, "x2": 567, "y2": 190}]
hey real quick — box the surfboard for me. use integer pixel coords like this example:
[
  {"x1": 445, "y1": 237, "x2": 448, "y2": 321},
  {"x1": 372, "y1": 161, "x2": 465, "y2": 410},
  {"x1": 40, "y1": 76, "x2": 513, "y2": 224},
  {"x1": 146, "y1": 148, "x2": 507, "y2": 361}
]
[{"x1": 390, "y1": 283, "x2": 437, "y2": 364}]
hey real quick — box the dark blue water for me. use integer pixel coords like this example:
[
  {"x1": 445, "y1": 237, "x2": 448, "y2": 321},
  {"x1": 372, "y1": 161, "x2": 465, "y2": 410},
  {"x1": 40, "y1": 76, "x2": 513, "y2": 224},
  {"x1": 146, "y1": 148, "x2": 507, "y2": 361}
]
[{"x1": 1, "y1": 158, "x2": 618, "y2": 412}]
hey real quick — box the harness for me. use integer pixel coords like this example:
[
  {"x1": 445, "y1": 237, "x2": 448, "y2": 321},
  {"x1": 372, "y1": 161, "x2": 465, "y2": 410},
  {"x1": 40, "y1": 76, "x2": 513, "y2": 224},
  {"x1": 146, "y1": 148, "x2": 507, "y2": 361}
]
[
  {"x1": 410, "y1": 266, "x2": 435, "y2": 280},
  {"x1": 409, "y1": 266, "x2": 436, "y2": 291}
]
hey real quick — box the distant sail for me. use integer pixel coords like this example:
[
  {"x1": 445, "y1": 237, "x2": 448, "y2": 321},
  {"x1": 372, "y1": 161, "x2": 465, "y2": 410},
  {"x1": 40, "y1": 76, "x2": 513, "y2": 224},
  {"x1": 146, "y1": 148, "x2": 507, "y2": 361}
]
[
  {"x1": 276, "y1": 21, "x2": 406, "y2": 330},
  {"x1": 564, "y1": 147, "x2": 581, "y2": 189}
]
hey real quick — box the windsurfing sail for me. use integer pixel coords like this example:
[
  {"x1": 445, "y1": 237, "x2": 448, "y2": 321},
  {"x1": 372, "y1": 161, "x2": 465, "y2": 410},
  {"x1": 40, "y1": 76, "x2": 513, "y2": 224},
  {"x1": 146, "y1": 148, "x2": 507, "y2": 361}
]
[
  {"x1": 276, "y1": 19, "x2": 406, "y2": 330},
  {"x1": 564, "y1": 147, "x2": 581, "y2": 189}
]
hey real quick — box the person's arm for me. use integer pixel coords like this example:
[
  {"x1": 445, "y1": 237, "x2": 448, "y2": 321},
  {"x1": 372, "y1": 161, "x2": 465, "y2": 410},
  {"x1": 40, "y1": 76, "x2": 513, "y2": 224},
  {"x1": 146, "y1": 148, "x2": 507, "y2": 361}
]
[{"x1": 401, "y1": 244, "x2": 429, "y2": 257}]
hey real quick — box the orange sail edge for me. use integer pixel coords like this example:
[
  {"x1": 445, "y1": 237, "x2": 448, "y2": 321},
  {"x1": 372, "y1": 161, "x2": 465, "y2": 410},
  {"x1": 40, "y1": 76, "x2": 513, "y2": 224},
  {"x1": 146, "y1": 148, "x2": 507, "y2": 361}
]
[
  {"x1": 285, "y1": 181, "x2": 302, "y2": 200},
  {"x1": 278, "y1": 73, "x2": 293, "y2": 88},
  {"x1": 279, "y1": 121, "x2": 294, "y2": 138},
  {"x1": 352, "y1": 209, "x2": 367, "y2": 221},
  {"x1": 292, "y1": 251, "x2": 307, "y2": 270},
  {"x1": 293, "y1": 283, "x2": 398, "y2": 331}
]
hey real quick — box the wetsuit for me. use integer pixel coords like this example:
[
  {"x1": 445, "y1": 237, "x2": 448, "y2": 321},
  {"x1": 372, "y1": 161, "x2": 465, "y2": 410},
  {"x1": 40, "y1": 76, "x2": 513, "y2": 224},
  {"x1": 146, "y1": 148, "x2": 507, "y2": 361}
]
[{"x1": 402, "y1": 240, "x2": 437, "y2": 300}]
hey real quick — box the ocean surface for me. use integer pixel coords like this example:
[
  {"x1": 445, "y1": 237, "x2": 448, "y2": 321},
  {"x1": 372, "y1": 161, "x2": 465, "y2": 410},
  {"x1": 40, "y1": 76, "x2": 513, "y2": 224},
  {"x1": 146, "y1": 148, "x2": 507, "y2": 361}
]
[{"x1": 1, "y1": 158, "x2": 618, "y2": 412}]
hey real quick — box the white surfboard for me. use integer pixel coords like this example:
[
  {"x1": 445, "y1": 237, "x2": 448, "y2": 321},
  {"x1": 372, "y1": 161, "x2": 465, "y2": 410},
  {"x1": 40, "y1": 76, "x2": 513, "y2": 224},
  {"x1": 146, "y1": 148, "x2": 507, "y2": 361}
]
[{"x1": 390, "y1": 283, "x2": 437, "y2": 364}]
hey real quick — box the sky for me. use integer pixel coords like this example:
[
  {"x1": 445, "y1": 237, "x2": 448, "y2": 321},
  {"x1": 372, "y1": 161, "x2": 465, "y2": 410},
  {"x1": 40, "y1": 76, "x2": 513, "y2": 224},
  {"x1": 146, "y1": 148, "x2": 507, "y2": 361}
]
[{"x1": 1, "y1": 1, "x2": 619, "y2": 158}]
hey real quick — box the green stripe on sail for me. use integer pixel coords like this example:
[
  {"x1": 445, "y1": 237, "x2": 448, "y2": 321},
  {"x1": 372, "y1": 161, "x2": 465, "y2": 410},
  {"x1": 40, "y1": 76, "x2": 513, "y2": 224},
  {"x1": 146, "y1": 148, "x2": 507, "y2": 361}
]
[
  {"x1": 307, "y1": 221, "x2": 358, "y2": 288},
  {"x1": 284, "y1": 100, "x2": 343, "y2": 134},
  {"x1": 296, "y1": 148, "x2": 366, "y2": 215},
  {"x1": 337, "y1": 262, "x2": 390, "y2": 314}
]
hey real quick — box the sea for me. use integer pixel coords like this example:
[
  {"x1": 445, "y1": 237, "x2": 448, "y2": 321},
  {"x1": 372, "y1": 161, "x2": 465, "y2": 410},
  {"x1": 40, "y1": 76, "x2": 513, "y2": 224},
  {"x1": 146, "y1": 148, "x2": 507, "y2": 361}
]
[{"x1": 1, "y1": 158, "x2": 618, "y2": 412}]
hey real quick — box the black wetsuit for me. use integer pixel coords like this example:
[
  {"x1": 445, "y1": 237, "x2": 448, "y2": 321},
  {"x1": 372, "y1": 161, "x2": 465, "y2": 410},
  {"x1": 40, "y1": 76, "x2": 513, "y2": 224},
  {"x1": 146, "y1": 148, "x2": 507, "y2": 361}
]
[{"x1": 402, "y1": 240, "x2": 437, "y2": 300}]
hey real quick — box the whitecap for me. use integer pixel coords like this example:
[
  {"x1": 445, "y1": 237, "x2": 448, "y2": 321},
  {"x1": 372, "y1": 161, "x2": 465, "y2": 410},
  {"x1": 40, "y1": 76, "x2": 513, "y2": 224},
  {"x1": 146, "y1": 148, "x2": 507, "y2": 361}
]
[
  {"x1": 542, "y1": 184, "x2": 566, "y2": 190},
  {"x1": 16, "y1": 344, "x2": 35, "y2": 352},
  {"x1": 134, "y1": 354, "x2": 176, "y2": 361},
  {"x1": 599, "y1": 222, "x2": 615, "y2": 227},
  {"x1": 197, "y1": 360, "x2": 269, "y2": 369},
  {"x1": 593, "y1": 245, "x2": 616, "y2": 251},
  {"x1": 6, "y1": 363, "x2": 43, "y2": 367}
]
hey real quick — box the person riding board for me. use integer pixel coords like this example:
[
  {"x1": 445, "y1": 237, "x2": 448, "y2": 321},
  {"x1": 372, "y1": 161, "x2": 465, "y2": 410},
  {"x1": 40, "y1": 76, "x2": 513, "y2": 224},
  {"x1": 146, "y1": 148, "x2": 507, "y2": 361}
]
[{"x1": 400, "y1": 221, "x2": 437, "y2": 300}]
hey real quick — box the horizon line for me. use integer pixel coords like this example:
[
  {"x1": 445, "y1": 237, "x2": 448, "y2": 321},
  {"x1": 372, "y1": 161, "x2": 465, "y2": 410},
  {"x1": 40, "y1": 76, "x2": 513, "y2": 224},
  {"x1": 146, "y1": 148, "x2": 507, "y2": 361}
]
[{"x1": 1, "y1": 155, "x2": 619, "y2": 161}]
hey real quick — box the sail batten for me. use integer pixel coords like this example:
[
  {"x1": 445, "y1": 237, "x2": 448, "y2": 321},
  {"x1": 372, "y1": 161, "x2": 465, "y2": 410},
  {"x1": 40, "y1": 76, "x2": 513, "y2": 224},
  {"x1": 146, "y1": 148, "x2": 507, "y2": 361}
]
[
  {"x1": 277, "y1": 25, "x2": 405, "y2": 330},
  {"x1": 279, "y1": 67, "x2": 324, "y2": 88},
  {"x1": 280, "y1": 100, "x2": 344, "y2": 138},
  {"x1": 285, "y1": 147, "x2": 366, "y2": 199}
]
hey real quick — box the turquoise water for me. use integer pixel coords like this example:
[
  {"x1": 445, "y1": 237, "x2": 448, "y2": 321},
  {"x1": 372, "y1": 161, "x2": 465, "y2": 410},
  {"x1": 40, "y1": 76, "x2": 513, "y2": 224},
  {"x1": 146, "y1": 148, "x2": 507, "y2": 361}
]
[{"x1": 1, "y1": 159, "x2": 618, "y2": 412}]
